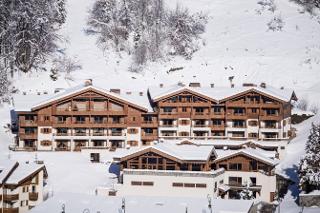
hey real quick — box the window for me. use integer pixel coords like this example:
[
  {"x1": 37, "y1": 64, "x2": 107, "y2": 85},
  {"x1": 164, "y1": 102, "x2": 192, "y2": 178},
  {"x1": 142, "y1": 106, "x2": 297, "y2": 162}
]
[
  {"x1": 233, "y1": 120, "x2": 245, "y2": 128},
  {"x1": 57, "y1": 116, "x2": 66, "y2": 123},
  {"x1": 93, "y1": 116, "x2": 103, "y2": 124},
  {"x1": 128, "y1": 128, "x2": 138, "y2": 134},
  {"x1": 179, "y1": 132, "x2": 189, "y2": 137},
  {"x1": 131, "y1": 181, "x2": 142, "y2": 186},
  {"x1": 40, "y1": 140, "x2": 52, "y2": 146},
  {"x1": 172, "y1": 182, "x2": 183, "y2": 187},
  {"x1": 250, "y1": 177, "x2": 257, "y2": 186},
  {"x1": 248, "y1": 120, "x2": 258, "y2": 126},
  {"x1": 132, "y1": 117, "x2": 136, "y2": 122},
  {"x1": 229, "y1": 177, "x2": 242, "y2": 186},
  {"x1": 144, "y1": 128, "x2": 153, "y2": 134},
  {"x1": 112, "y1": 116, "x2": 121, "y2": 123},
  {"x1": 41, "y1": 128, "x2": 51, "y2": 134},
  {"x1": 44, "y1": 116, "x2": 50, "y2": 121},
  {"x1": 163, "y1": 107, "x2": 173, "y2": 113},
  {"x1": 163, "y1": 119, "x2": 174, "y2": 126},
  {"x1": 213, "y1": 107, "x2": 222, "y2": 113},
  {"x1": 212, "y1": 119, "x2": 222, "y2": 126},
  {"x1": 144, "y1": 116, "x2": 153, "y2": 123},
  {"x1": 229, "y1": 163, "x2": 242, "y2": 171},
  {"x1": 252, "y1": 108, "x2": 257, "y2": 113},
  {"x1": 184, "y1": 183, "x2": 195, "y2": 188},
  {"x1": 195, "y1": 108, "x2": 204, "y2": 113},
  {"x1": 142, "y1": 181, "x2": 154, "y2": 186},
  {"x1": 266, "y1": 109, "x2": 278, "y2": 115},
  {"x1": 182, "y1": 107, "x2": 187, "y2": 112},
  {"x1": 234, "y1": 108, "x2": 245, "y2": 115},
  {"x1": 180, "y1": 120, "x2": 189, "y2": 125},
  {"x1": 196, "y1": 183, "x2": 207, "y2": 188}
]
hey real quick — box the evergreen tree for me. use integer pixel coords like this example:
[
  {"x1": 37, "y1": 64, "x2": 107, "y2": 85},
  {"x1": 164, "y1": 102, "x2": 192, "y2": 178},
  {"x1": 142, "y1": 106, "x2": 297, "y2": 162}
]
[{"x1": 299, "y1": 123, "x2": 320, "y2": 193}]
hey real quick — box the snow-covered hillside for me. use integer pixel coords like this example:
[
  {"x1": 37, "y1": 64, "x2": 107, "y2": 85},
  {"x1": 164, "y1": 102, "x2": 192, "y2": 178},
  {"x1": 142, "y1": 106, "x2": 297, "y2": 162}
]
[{"x1": 10, "y1": 0, "x2": 320, "y2": 107}]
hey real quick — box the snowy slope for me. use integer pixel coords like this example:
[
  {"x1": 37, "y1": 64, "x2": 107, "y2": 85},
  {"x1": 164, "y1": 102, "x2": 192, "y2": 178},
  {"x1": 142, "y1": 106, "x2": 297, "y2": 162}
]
[
  {"x1": 275, "y1": 114, "x2": 320, "y2": 212},
  {"x1": 10, "y1": 0, "x2": 320, "y2": 107}
]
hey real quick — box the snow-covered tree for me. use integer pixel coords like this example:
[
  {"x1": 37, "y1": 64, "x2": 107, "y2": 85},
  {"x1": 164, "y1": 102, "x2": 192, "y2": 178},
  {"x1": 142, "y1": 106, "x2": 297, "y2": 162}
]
[
  {"x1": 239, "y1": 182, "x2": 255, "y2": 200},
  {"x1": 87, "y1": 0, "x2": 207, "y2": 70},
  {"x1": 299, "y1": 123, "x2": 320, "y2": 193},
  {"x1": 0, "y1": 0, "x2": 66, "y2": 73},
  {"x1": 167, "y1": 6, "x2": 207, "y2": 59}
]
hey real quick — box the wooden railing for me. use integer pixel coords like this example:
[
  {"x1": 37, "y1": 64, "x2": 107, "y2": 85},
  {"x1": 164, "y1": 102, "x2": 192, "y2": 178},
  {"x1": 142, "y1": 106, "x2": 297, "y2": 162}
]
[
  {"x1": 29, "y1": 192, "x2": 38, "y2": 201},
  {"x1": 3, "y1": 194, "x2": 19, "y2": 201},
  {"x1": 3, "y1": 208, "x2": 19, "y2": 213}
]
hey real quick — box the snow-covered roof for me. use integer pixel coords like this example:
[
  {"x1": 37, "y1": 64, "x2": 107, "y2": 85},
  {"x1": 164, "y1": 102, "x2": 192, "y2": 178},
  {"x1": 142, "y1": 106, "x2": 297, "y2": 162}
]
[
  {"x1": 115, "y1": 142, "x2": 216, "y2": 162},
  {"x1": 6, "y1": 162, "x2": 46, "y2": 185},
  {"x1": 148, "y1": 84, "x2": 295, "y2": 102},
  {"x1": 215, "y1": 148, "x2": 279, "y2": 166},
  {"x1": 30, "y1": 192, "x2": 254, "y2": 213},
  {"x1": 0, "y1": 160, "x2": 17, "y2": 183},
  {"x1": 14, "y1": 83, "x2": 152, "y2": 112},
  {"x1": 0, "y1": 158, "x2": 46, "y2": 185}
]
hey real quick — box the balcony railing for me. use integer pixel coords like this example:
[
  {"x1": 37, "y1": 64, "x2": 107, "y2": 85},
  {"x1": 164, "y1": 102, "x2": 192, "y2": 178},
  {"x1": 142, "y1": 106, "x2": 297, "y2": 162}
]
[
  {"x1": 29, "y1": 192, "x2": 38, "y2": 201},
  {"x1": 3, "y1": 194, "x2": 19, "y2": 201},
  {"x1": 3, "y1": 208, "x2": 19, "y2": 213}
]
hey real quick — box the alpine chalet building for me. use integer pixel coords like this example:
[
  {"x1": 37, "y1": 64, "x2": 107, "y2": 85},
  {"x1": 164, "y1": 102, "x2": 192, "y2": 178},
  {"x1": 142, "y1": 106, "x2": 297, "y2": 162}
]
[{"x1": 14, "y1": 81, "x2": 297, "y2": 151}]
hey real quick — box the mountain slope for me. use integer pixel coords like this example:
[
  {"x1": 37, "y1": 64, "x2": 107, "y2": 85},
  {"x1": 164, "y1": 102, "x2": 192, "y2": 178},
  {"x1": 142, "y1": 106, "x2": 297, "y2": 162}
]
[{"x1": 11, "y1": 0, "x2": 320, "y2": 106}]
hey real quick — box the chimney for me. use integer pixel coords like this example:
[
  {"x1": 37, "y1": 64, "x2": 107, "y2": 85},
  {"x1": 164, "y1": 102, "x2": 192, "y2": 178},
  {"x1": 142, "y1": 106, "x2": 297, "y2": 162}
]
[
  {"x1": 110, "y1": 89, "x2": 121, "y2": 94},
  {"x1": 210, "y1": 83, "x2": 215, "y2": 88},
  {"x1": 139, "y1": 92, "x2": 144, "y2": 96},
  {"x1": 189, "y1": 82, "x2": 201, "y2": 87},
  {"x1": 160, "y1": 83, "x2": 163, "y2": 88},
  {"x1": 126, "y1": 91, "x2": 132, "y2": 95},
  {"x1": 260, "y1": 82, "x2": 266, "y2": 88},
  {"x1": 85, "y1": 79, "x2": 92, "y2": 86},
  {"x1": 231, "y1": 83, "x2": 235, "y2": 88},
  {"x1": 280, "y1": 86, "x2": 284, "y2": 90},
  {"x1": 242, "y1": 83, "x2": 257, "y2": 87}
]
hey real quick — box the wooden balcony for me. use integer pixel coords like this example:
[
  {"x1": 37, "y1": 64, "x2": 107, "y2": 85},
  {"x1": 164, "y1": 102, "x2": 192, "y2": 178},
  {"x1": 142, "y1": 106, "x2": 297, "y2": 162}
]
[
  {"x1": 159, "y1": 112, "x2": 179, "y2": 119},
  {"x1": 141, "y1": 121, "x2": 158, "y2": 128},
  {"x1": 247, "y1": 113, "x2": 259, "y2": 119},
  {"x1": 19, "y1": 133, "x2": 37, "y2": 140},
  {"x1": 191, "y1": 112, "x2": 210, "y2": 119},
  {"x1": 210, "y1": 125, "x2": 225, "y2": 131},
  {"x1": 3, "y1": 208, "x2": 19, "y2": 213},
  {"x1": 141, "y1": 133, "x2": 157, "y2": 140},
  {"x1": 259, "y1": 114, "x2": 281, "y2": 121},
  {"x1": 55, "y1": 147, "x2": 71, "y2": 151},
  {"x1": 3, "y1": 194, "x2": 19, "y2": 201},
  {"x1": 29, "y1": 192, "x2": 38, "y2": 201},
  {"x1": 226, "y1": 113, "x2": 246, "y2": 120},
  {"x1": 19, "y1": 120, "x2": 37, "y2": 127},
  {"x1": 107, "y1": 122, "x2": 126, "y2": 128},
  {"x1": 210, "y1": 112, "x2": 225, "y2": 119},
  {"x1": 110, "y1": 132, "x2": 124, "y2": 136}
]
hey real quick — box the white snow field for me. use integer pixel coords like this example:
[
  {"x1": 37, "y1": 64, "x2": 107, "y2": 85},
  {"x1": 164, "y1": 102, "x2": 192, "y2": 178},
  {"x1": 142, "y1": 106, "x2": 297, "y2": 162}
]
[
  {"x1": 1, "y1": 0, "x2": 320, "y2": 212},
  {"x1": 11, "y1": 0, "x2": 320, "y2": 107}
]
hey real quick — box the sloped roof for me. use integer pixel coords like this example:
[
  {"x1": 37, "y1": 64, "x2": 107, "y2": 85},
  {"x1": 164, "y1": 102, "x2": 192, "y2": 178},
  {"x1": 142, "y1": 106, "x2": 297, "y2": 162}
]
[
  {"x1": 215, "y1": 148, "x2": 279, "y2": 166},
  {"x1": 0, "y1": 159, "x2": 47, "y2": 185},
  {"x1": 14, "y1": 83, "x2": 151, "y2": 112},
  {"x1": 115, "y1": 142, "x2": 216, "y2": 162},
  {"x1": 148, "y1": 84, "x2": 295, "y2": 103}
]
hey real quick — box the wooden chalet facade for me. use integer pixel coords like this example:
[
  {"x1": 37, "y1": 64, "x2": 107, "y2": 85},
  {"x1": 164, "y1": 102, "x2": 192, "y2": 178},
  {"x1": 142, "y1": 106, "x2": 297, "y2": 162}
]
[
  {"x1": 14, "y1": 82, "x2": 296, "y2": 151},
  {"x1": 117, "y1": 146, "x2": 216, "y2": 172}
]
